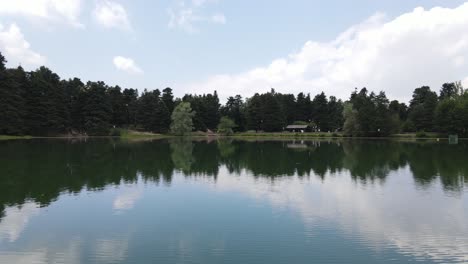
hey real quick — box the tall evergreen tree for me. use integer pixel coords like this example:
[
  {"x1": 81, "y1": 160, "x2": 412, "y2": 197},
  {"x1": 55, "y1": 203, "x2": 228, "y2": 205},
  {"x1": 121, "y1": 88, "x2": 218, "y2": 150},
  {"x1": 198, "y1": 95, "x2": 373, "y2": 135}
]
[
  {"x1": 82, "y1": 81, "x2": 112, "y2": 135},
  {"x1": 295, "y1": 92, "x2": 311, "y2": 122},
  {"x1": 0, "y1": 64, "x2": 27, "y2": 135},
  {"x1": 328, "y1": 96, "x2": 344, "y2": 132},
  {"x1": 138, "y1": 89, "x2": 170, "y2": 133},
  {"x1": 122, "y1": 88, "x2": 139, "y2": 127},
  {"x1": 312, "y1": 92, "x2": 329, "y2": 131},
  {"x1": 221, "y1": 95, "x2": 246, "y2": 131},
  {"x1": 246, "y1": 94, "x2": 264, "y2": 132},
  {"x1": 408, "y1": 86, "x2": 438, "y2": 131},
  {"x1": 439, "y1": 82, "x2": 459, "y2": 100},
  {"x1": 26, "y1": 67, "x2": 67, "y2": 135},
  {"x1": 261, "y1": 91, "x2": 284, "y2": 132},
  {"x1": 277, "y1": 93, "x2": 296, "y2": 125},
  {"x1": 62, "y1": 78, "x2": 85, "y2": 132},
  {"x1": 162, "y1": 87, "x2": 175, "y2": 114},
  {"x1": 202, "y1": 91, "x2": 221, "y2": 130},
  {"x1": 108, "y1": 86, "x2": 126, "y2": 127}
]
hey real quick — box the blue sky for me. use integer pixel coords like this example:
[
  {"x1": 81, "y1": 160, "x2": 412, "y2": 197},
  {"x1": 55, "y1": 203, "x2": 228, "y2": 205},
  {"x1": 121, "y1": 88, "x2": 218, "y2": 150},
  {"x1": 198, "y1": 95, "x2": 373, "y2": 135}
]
[{"x1": 1, "y1": 0, "x2": 468, "y2": 101}]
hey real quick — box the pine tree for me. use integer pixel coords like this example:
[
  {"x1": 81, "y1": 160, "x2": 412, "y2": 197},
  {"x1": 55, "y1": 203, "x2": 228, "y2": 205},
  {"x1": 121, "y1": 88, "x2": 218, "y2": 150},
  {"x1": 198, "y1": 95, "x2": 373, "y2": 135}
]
[
  {"x1": 108, "y1": 86, "x2": 126, "y2": 127},
  {"x1": 0, "y1": 64, "x2": 27, "y2": 135},
  {"x1": 62, "y1": 78, "x2": 85, "y2": 132},
  {"x1": 82, "y1": 81, "x2": 112, "y2": 135},
  {"x1": 246, "y1": 94, "x2": 264, "y2": 131},
  {"x1": 408, "y1": 86, "x2": 438, "y2": 131},
  {"x1": 261, "y1": 92, "x2": 284, "y2": 132},
  {"x1": 26, "y1": 67, "x2": 67, "y2": 135},
  {"x1": 312, "y1": 92, "x2": 329, "y2": 131},
  {"x1": 202, "y1": 91, "x2": 221, "y2": 130},
  {"x1": 162, "y1": 87, "x2": 175, "y2": 114}
]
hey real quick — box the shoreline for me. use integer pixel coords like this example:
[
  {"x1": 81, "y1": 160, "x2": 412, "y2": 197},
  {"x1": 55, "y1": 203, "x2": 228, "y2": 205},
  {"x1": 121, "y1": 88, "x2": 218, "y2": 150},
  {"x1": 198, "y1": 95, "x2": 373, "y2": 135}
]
[{"x1": 1, "y1": 133, "x2": 462, "y2": 141}]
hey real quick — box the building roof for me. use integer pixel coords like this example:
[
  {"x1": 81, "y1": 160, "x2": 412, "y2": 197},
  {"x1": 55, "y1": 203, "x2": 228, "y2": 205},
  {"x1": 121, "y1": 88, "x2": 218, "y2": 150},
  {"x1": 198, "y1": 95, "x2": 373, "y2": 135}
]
[{"x1": 286, "y1": 125, "x2": 309, "y2": 129}]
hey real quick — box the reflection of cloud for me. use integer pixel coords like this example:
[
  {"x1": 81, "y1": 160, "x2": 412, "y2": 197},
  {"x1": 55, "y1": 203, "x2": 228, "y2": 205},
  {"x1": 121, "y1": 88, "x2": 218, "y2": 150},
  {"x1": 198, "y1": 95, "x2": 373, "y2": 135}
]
[
  {"x1": 0, "y1": 238, "x2": 82, "y2": 264},
  {"x1": 113, "y1": 175, "x2": 144, "y2": 212},
  {"x1": 0, "y1": 202, "x2": 40, "y2": 242},
  {"x1": 95, "y1": 238, "x2": 129, "y2": 263},
  {"x1": 0, "y1": 251, "x2": 47, "y2": 264},
  {"x1": 212, "y1": 166, "x2": 468, "y2": 263},
  {"x1": 113, "y1": 188, "x2": 143, "y2": 211}
]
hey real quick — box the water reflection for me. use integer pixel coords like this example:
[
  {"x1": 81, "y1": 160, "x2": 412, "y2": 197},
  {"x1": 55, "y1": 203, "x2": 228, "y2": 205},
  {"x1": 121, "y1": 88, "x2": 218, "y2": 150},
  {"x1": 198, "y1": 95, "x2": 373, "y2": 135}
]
[
  {"x1": 0, "y1": 139, "x2": 467, "y2": 263},
  {"x1": 0, "y1": 139, "x2": 466, "y2": 214}
]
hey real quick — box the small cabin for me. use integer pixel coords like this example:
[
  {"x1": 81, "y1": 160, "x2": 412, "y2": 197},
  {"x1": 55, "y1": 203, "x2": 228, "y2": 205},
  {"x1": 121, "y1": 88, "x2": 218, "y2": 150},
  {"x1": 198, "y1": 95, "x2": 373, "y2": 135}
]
[{"x1": 285, "y1": 125, "x2": 310, "y2": 132}]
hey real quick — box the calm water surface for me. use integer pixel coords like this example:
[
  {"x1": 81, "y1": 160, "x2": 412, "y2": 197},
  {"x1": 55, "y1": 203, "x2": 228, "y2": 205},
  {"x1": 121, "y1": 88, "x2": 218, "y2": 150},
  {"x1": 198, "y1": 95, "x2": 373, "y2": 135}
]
[{"x1": 0, "y1": 139, "x2": 467, "y2": 263}]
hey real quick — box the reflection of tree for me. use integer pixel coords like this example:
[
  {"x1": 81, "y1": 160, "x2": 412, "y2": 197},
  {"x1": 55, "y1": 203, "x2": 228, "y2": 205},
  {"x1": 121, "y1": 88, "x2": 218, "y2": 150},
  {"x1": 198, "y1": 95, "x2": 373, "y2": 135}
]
[
  {"x1": 0, "y1": 139, "x2": 467, "y2": 222},
  {"x1": 170, "y1": 138, "x2": 194, "y2": 173},
  {"x1": 217, "y1": 139, "x2": 236, "y2": 158}
]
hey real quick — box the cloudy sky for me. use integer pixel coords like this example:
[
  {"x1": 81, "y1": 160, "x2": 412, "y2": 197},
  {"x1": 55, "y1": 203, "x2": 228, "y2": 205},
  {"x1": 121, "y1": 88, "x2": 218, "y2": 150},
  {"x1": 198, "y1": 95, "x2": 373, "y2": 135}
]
[{"x1": 0, "y1": 0, "x2": 468, "y2": 102}]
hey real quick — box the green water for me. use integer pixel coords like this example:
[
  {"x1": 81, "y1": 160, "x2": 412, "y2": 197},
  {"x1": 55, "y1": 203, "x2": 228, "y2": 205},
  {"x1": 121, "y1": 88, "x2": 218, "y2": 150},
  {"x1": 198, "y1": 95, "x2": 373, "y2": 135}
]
[{"x1": 0, "y1": 139, "x2": 467, "y2": 263}]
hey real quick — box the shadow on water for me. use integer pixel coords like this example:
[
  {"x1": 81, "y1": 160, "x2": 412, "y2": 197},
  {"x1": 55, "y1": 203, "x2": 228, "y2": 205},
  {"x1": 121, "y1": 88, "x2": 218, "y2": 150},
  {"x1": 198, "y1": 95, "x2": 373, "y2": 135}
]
[{"x1": 0, "y1": 138, "x2": 467, "y2": 220}]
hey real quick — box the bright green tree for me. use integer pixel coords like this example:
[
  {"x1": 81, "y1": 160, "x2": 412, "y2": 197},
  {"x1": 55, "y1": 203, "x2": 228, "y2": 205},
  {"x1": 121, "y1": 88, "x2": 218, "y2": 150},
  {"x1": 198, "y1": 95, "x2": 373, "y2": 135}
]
[
  {"x1": 217, "y1": 117, "x2": 236, "y2": 135},
  {"x1": 170, "y1": 102, "x2": 195, "y2": 136}
]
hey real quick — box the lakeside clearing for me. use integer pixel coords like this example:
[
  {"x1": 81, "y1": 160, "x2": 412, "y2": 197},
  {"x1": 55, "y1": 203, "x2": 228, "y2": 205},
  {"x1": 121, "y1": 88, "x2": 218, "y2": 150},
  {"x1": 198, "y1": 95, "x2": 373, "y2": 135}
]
[{"x1": 0, "y1": 131, "x2": 456, "y2": 141}]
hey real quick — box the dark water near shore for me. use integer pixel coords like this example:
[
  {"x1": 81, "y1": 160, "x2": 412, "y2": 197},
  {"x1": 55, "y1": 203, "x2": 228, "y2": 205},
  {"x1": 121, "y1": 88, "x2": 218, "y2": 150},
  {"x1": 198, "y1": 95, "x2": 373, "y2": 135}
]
[{"x1": 0, "y1": 138, "x2": 467, "y2": 263}]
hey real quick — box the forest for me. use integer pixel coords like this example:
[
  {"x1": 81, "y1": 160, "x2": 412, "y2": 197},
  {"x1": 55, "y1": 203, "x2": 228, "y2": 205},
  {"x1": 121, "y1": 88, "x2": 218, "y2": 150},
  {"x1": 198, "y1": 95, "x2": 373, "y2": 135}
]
[{"x1": 1, "y1": 51, "x2": 467, "y2": 137}]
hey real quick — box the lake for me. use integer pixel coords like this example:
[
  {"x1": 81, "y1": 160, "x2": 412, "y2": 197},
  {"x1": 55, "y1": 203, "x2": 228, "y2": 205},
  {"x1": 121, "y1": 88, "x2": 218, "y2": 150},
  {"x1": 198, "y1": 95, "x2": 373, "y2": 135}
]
[{"x1": 0, "y1": 138, "x2": 467, "y2": 263}]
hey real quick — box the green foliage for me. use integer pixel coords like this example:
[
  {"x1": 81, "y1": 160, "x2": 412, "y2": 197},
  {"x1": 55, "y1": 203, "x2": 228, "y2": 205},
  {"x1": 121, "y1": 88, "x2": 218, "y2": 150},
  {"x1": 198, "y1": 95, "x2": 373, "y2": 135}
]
[
  {"x1": 220, "y1": 95, "x2": 246, "y2": 131},
  {"x1": 343, "y1": 89, "x2": 399, "y2": 136},
  {"x1": 138, "y1": 89, "x2": 171, "y2": 133},
  {"x1": 108, "y1": 86, "x2": 127, "y2": 127},
  {"x1": 408, "y1": 86, "x2": 438, "y2": 131},
  {"x1": 1, "y1": 50, "x2": 468, "y2": 138},
  {"x1": 26, "y1": 67, "x2": 68, "y2": 136},
  {"x1": 217, "y1": 117, "x2": 237, "y2": 135},
  {"x1": 261, "y1": 91, "x2": 285, "y2": 132},
  {"x1": 110, "y1": 128, "x2": 122, "y2": 137},
  {"x1": 312, "y1": 92, "x2": 329, "y2": 131},
  {"x1": 170, "y1": 102, "x2": 195, "y2": 136},
  {"x1": 416, "y1": 131, "x2": 427, "y2": 138},
  {"x1": 82, "y1": 81, "x2": 112, "y2": 136},
  {"x1": 295, "y1": 92, "x2": 312, "y2": 122},
  {"x1": 435, "y1": 92, "x2": 468, "y2": 136},
  {"x1": 343, "y1": 102, "x2": 359, "y2": 136},
  {"x1": 183, "y1": 91, "x2": 220, "y2": 131},
  {"x1": 0, "y1": 66, "x2": 27, "y2": 135},
  {"x1": 162, "y1": 87, "x2": 175, "y2": 113}
]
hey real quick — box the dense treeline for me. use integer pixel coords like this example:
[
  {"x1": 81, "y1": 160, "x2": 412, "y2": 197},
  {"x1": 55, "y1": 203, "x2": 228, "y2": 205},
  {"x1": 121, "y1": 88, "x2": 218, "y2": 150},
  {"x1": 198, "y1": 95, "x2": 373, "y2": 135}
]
[{"x1": 1, "y1": 52, "x2": 467, "y2": 136}]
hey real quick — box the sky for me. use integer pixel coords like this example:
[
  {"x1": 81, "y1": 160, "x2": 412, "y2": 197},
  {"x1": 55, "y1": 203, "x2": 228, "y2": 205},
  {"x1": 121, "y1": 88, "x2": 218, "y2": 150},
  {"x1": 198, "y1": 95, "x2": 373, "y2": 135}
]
[{"x1": 0, "y1": 0, "x2": 468, "y2": 102}]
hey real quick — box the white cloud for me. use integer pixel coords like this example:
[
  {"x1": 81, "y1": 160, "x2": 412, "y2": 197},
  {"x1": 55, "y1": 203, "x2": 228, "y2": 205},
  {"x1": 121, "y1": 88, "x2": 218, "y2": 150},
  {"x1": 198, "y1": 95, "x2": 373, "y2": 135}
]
[
  {"x1": 211, "y1": 13, "x2": 226, "y2": 24},
  {"x1": 463, "y1": 77, "x2": 468, "y2": 88},
  {"x1": 168, "y1": 0, "x2": 226, "y2": 33},
  {"x1": 93, "y1": 0, "x2": 131, "y2": 31},
  {"x1": 0, "y1": 23, "x2": 46, "y2": 67},
  {"x1": 113, "y1": 56, "x2": 143, "y2": 74},
  {"x1": 180, "y1": 3, "x2": 468, "y2": 102},
  {"x1": 0, "y1": 0, "x2": 82, "y2": 27}
]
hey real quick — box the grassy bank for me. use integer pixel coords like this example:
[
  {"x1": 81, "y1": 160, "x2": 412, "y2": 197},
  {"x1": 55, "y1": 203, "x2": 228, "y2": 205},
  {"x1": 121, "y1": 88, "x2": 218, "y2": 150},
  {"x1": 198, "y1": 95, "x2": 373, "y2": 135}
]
[
  {"x1": 226, "y1": 132, "x2": 458, "y2": 140},
  {"x1": 118, "y1": 129, "x2": 168, "y2": 139},
  {"x1": 231, "y1": 132, "x2": 343, "y2": 138},
  {"x1": 0, "y1": 135, "x2": 33, "y2": 140},
  {"x1": 0, "y1": 131, "x2": 457, "y2": 141}
]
